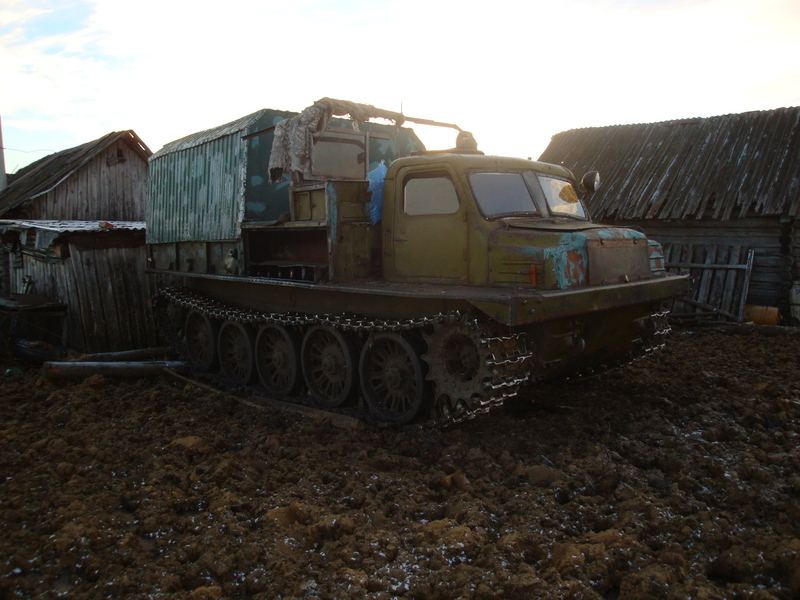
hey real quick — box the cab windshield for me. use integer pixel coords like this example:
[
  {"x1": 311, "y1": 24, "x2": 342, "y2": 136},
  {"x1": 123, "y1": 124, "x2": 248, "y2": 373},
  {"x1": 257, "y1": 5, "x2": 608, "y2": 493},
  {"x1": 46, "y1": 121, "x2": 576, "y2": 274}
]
[
  {"x1": 468, "y1": 170, "x2": 587, "y2": 220},
  {"x1": 539, "y1": 175, "x2": 587, "y2": 219}
]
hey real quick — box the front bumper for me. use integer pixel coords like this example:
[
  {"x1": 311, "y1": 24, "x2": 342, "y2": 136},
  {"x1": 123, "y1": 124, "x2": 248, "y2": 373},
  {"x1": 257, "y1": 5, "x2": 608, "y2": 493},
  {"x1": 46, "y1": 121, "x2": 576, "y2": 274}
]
[{"x1": 470, "y1": 274, "x2": 690, "y2": 326}]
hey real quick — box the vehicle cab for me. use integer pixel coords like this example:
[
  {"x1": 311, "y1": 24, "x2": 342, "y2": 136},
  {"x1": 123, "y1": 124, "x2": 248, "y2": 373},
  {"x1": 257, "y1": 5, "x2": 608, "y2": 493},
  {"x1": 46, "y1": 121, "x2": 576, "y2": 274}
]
[{"x1": 382, "y1": 153, "x2": 660, "y2": 290}]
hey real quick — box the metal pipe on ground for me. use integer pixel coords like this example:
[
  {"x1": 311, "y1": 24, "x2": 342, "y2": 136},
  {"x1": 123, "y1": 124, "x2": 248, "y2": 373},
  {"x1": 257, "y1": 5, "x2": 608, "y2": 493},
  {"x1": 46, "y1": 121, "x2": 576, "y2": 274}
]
[{"x1": 42, "y1": 361, "x2": 187, "y2": 378}]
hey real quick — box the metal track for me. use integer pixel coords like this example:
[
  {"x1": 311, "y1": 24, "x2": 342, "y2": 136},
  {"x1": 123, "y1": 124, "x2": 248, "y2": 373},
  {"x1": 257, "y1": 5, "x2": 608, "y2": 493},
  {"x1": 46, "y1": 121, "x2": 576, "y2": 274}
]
[
  {"x1": 153, "y1": 287, "x2": 533, "y2": 428},
  {"x1": 153, "y1": 287, "x2": 672, "y2": 428}
]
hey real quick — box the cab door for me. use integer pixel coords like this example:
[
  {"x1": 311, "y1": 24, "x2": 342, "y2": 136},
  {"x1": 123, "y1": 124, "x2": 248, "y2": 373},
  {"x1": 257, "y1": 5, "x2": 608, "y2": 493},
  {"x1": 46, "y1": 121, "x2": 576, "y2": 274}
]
[{"x1": 391, "y1": 168, "x2": 468, "y2": 282}]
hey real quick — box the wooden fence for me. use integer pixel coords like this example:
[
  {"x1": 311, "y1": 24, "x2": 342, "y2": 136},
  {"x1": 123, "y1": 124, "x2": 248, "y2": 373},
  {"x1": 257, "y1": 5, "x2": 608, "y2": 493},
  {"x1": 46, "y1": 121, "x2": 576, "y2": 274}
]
[{"x1": 663, "y1": 243, "x2": 755, "y2": 321}]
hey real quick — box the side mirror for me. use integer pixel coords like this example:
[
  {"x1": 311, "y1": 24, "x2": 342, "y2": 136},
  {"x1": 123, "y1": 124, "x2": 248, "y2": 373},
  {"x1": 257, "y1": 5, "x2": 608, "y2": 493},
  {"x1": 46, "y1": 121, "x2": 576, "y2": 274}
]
[{"x1": 581, "y1": 171, "x2": 601, "y2": 193}]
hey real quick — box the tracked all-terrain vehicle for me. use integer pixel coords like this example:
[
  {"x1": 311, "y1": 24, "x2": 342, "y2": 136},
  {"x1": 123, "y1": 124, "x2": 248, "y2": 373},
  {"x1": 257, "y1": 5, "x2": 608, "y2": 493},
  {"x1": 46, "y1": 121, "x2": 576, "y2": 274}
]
[{"x1": 147, "y1": 98, "x2": 688, "y2": 425}]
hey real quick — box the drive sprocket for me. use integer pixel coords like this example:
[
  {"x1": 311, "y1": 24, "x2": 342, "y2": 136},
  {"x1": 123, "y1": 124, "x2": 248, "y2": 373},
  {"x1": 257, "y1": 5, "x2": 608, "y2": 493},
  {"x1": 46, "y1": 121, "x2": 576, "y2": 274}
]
[{"x1": 421, "y1": 314, "x2": 495, "y2": 419}]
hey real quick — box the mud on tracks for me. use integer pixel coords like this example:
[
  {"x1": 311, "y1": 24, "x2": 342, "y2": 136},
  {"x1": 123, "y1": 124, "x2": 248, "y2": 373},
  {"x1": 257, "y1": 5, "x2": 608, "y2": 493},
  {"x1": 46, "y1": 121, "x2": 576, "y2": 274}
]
[{"x1": 1, "y1": 326, "x2": 799, "y2": 599}]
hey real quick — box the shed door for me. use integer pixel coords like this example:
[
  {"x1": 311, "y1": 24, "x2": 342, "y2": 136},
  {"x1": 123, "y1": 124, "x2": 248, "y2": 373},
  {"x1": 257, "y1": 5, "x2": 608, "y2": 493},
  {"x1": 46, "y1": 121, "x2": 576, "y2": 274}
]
[{"x1": 392, "y1": 171, "x2": 468, "y2": 281}]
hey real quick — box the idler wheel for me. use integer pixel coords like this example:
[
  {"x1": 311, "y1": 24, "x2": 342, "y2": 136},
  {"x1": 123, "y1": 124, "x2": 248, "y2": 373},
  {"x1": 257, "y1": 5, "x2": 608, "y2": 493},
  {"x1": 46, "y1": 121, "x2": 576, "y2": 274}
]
[
  {"x1": 184, "y1": 310, "x2": 220, "y2": 372},
  {"x1": 301, "y1": 326, "x2": 358, "y2": 407},
  {"x1": 218, "y1": 321, "x2": 256, "y2": 385},
  {"x1": 255, "y1": 324, "x2": 302, "y2": 396},
  {"x1": 360, "y1": 333, "x2": 426, "y2": 424}
]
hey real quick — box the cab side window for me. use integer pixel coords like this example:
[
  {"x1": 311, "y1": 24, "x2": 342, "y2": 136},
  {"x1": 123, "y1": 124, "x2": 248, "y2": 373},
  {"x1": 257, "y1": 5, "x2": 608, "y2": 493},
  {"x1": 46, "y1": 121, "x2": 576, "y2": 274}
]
[{"x1": 403, "y1": 174, "x2": 459, "y2": 215}]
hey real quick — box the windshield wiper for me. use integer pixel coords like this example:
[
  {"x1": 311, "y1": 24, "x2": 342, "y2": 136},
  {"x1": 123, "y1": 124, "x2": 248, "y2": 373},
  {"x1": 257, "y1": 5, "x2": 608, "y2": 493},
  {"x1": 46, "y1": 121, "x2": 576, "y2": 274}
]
[{"x1": 488, "y1": 212, "x2": 539, "y2": 221}]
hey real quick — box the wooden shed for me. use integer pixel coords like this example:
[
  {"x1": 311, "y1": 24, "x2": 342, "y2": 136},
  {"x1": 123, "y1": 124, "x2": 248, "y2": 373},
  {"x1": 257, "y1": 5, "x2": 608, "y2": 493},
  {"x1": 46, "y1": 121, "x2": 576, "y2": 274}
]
[
  {"x1": 539, "y1": 107, "x2": 800, "y2": 324},
  {"x1": 0, "y1": 220, "x2": 167, "y2": 353},
  {"x1": 0, "y1": 131, "x2": 168, "y2": 353},
  {"x1": 0, "y1": 130, "x2": 150, "y2": 221}
]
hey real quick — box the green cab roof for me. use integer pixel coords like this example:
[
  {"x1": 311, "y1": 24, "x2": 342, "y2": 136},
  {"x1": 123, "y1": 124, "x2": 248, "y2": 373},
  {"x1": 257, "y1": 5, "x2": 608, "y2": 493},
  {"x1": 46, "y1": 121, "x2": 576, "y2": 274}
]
[{"x1": 386, "y1": 152, "x2": 576, "y2": 181}]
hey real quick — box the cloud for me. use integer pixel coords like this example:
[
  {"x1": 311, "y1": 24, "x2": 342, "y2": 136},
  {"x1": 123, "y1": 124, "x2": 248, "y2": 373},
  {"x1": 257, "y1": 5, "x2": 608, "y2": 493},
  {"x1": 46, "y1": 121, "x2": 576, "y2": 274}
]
[
  {"x1": 1, "y1": 0, "x2": 799, "y2": 170},
  {"x1": 0, "y1": 0, "x2": 49, "y2": 29}
]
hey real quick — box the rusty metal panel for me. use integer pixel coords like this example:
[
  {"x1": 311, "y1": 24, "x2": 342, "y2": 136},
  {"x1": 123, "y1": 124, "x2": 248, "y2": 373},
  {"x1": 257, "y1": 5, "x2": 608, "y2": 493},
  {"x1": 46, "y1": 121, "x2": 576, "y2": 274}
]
[
  {"x1": 176, "y1": 242, "x2": 207, "y2": 273},
  {"x1": 207, "y1": 242, "x2": 239, "y2": 276},
  {"x1": 587, "y1": 238, "x2": 650, "y2": 285},
  {"x1": 335, "y1": 181, "x2": 371, "y2": 222},
  {"x1": 0, "y1": 219, "x2": 144, "y2": 233},
  {"x1": 291, "y1": 187, "x2": 327, "y2": 222},
  {"x1": 149, "y1": 242, "x2": 176, "y2": 271},
  {"x1": 329, "y1": 181, "x2": 379, "y2": 283}
]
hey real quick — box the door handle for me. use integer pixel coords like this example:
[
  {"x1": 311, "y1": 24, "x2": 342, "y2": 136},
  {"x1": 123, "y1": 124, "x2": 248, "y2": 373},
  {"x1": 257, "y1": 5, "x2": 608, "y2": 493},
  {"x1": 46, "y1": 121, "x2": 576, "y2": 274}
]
[{"x1": 394, "y1": 237, "x2": 407, "y2": 242}]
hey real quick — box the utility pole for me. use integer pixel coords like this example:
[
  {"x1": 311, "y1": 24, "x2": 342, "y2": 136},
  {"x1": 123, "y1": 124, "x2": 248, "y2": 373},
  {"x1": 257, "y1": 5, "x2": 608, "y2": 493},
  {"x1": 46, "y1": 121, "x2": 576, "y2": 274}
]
[{"x1": 0, "y1": 116, "x2": 7, "y2": 193}]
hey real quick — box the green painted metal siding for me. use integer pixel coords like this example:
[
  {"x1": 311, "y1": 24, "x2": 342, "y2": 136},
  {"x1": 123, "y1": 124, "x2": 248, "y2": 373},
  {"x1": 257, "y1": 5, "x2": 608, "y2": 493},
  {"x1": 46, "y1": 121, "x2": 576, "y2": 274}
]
[
  {"x1": 146, "y1": 108, "x2": 424, "y2": 244},
  {"x1": 243, "y1": 126, "x2": 291, "y2": 223},
  {"x1": 146, "y1": 110, "x2": 292, "y2": 244},
  {"x1": 147, "y1": 134, "x2": 242, "y2": 242}
]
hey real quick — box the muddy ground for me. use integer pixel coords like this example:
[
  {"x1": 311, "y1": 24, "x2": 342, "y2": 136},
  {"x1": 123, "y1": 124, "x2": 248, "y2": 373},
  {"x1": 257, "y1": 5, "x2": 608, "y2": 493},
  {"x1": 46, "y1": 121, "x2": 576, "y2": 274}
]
[{"x1": 1, "y1": 325, "x2": 799, "y2": 599}]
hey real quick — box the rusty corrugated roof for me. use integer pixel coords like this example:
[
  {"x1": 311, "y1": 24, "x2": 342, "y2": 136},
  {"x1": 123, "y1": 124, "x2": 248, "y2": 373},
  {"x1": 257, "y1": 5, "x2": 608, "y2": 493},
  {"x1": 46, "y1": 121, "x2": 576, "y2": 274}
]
[
  {"x1": 539, "y1": 107, "x2": 800, "y2": 221},
  {"x1": 0, "y1": 219, "x2": 145, "y2": 251},
  {"x1": 0, "y1": 220, "x2": 145, "y2": 233},
  {"x1": 0, "y1": 131, "x2": 152, "y2": 217}
]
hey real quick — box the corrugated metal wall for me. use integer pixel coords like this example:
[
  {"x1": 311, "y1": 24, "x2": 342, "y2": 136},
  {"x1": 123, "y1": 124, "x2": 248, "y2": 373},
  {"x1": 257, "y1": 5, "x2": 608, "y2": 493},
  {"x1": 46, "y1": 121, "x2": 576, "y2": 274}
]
[
  {"x1": 148, "y1": 133, "x2": 246, "y2": 243},
  {"x1": 147, "y1": 108, "x2": 427, "y2": 243},
  {"x1": 5, "y1": 235, "x2": 172, "y2": 352}
]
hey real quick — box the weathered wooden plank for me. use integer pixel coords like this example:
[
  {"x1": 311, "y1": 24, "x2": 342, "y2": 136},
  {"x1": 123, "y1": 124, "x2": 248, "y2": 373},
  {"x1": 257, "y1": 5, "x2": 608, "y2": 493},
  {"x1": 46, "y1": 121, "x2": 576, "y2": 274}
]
[
  {"x1": 97, "y1": 247, "x2": 121, "y2": 352},
  {"x1": 112, "y1": 248, "x2": 136, "y2": 347},
  {"x1": 720, "y1": 246, "x2": 741, "y2": 316},
  {"x1": 105, "y1": 247, "x2": 130, "y2": 351},
  {"x1": 664, "y1": 242, "x2": 757, "y2": 321},
  {"x1": 666, "y1": 262, "x2": 749, "y2": 271},
  {"x1": 708, "y1": 245, "x2": 730, "y2": 310},
  {"x1": 115, "y1": 247, "x2": 138, "y2": 349},
  {"x1": 85, "y1": 247, "x2": 112, "y2": 351},
  {"x1": 695, "y1": 245, "x2": 718, "y2": 308},
  {"x1": 64, "y1": 244, "x2": 90, "y2": 352},
  {"x1": 737, "y1": 249, "x2": 756, "y2": 320},
  {"x1": 679, "y1": 243, "x2": 695, "y2": 314},
  {"x1": 679, "y1": 297, "x2": 738, "y2": 321}
]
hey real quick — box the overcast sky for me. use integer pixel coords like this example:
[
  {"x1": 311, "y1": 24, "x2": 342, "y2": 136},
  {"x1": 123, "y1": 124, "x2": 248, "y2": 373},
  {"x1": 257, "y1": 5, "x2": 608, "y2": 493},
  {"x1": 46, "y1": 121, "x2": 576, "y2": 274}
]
[{"x1": 2, "y1": 0, "x2": 800, "y2": 174}]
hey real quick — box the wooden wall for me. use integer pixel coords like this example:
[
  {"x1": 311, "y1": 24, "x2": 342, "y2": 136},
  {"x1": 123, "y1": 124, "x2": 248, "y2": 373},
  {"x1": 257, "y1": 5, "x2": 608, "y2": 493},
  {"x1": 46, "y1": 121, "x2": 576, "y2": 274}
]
[
  {"x1": 624, "y1": 217, "x2": 795, "y2": 312},
  {"x1": 4, "y1": 231, "x2": 175, "y2": 353},
  {"x1": 19, "y1": 140, "x2": 147, "y2": 221},
  {"x1": 793, "y1": 220, "x2": 800, "y2": 283}
]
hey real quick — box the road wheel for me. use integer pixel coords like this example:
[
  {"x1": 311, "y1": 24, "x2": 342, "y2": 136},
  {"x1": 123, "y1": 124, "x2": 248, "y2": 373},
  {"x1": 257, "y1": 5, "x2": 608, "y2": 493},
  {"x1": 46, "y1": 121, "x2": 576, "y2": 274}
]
[
  {"x1": 184, "y1": 310, "x2": 219, "y2": 372},
  {"x1": 255, "y1": 324, "x2": 302, "y2": 396},
  {"x1": 218, "y1": 321, "x2": 256, "y2": 385},
  {"x1": 301, "y1": 326, "x2": 358, "y2": 407},
  {"x1": 360, "y1": 333, "x2": 426, "y2": 424}
]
